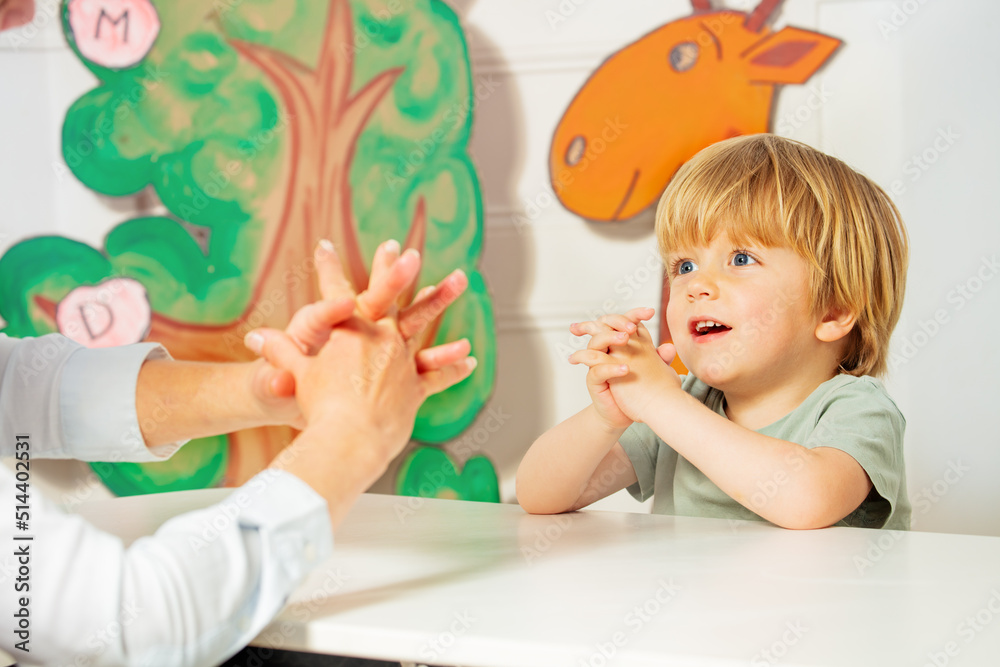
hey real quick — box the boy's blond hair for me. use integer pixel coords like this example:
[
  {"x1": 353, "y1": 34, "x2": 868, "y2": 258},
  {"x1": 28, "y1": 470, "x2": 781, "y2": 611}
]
[{"x1": 655, "y1": 134, "x2": 908, "y2": 378}]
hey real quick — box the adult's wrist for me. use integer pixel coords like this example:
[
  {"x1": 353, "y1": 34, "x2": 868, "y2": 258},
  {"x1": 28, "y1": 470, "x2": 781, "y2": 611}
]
[{"x1": 270, "y1": 417, "x2": 400, "y2": 526}]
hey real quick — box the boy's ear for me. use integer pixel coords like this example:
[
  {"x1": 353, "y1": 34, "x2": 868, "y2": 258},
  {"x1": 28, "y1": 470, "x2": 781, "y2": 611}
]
[{"x1": 815, "y1": 307, "x2": 856, "y2": 343}]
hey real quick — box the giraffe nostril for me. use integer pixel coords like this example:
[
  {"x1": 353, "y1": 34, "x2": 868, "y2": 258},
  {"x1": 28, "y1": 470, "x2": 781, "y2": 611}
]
[{"x1": 565, "y1": 135, "x2": 586, "y2": 167}]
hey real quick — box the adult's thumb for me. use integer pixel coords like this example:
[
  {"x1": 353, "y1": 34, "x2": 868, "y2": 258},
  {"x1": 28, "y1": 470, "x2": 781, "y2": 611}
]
[{"x1": 245, "y1": 328, "x2": 305, "y2": 374}]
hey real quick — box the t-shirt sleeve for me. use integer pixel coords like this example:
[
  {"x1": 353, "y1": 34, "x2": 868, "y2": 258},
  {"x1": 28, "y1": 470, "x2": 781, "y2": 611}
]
[
  {"x1": 619, "y1": 423, "x2": 660, "y2": 503},
  {"x1": 804, "y1": 378, "x2": 908, "y2": 529}
]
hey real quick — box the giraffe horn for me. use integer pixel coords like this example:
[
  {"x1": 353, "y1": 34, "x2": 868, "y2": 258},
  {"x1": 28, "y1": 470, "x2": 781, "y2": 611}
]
[{"x1": 745, "y1": 0, "x2": 783, "y2": 33}]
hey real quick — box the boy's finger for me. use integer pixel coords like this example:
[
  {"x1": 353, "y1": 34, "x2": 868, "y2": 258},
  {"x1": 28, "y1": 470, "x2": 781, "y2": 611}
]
[
  {"x1": 569, "y1": 348, "x2": 614, "y2": 366},
  {"x1": 624, "y1": 306, "x2": 656, "y2": 323},
  {"x1": 245, "y1": 328, "x2": 306, "y2": 375},
  {"x1": 587, "y1": 330, "x2": 629, "y2": 351},
  {"x1": 415, "y1": 338, "x2": 471, "y2": 373},
  {"x1": 588, "y1": 363, "x2": 629, "y2": 384},
  {"x1": 656, "y1": 343, "x2": 677, "y2": 365},
  {"x1": 358, "y1": 247, "x2": 421, "y2": 320},
  {"x1": 315, "y1": 239, "x2": 358, "y2": 302},
  {"x1": 598, "y1": 314, "x2": 639, "y2": 333},
  {"x1": 569, "y1": 320, "x2": 612, "y2": 337},
  {"x1": 398, "y1": 268, "x2": 467, "y2": 340},
  {"x1": 420, "y1": 356, "x2": 478, "y2": 396}
]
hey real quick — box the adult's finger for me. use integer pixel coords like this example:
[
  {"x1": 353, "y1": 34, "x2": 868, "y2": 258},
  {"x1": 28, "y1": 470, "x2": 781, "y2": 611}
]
[
  {"x1": 256, "y1": 365, "x2": 297, "y2": 399},
  {"x1": 419, "y1": 357, "x2": 478, "y2": 397},
  {"x1": 315, "y1": 239, "x2": 358, "y2": 302},
  {"x1": 244, "y1": 328, "x2": 307, "y2": 375},
  {"x1": 398, "y1": 268, "x2": 468, "y2": 340},
  {"x1": 284, "y1": 297, "x2": 356, "y2": 354},
  {"x1": 365, "y1": 239, "x2": 401, "y2": 304},
  {"x1": 415, "y1": 338, "x2": 471, "y2": 373},
  {"x1": 357, "y1": 247, "x2": 421, "y2": 321}
]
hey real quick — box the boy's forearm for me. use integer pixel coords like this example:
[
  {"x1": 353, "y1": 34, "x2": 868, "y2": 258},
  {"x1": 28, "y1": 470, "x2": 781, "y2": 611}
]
[
  {"x1": 640, "y1": 388, "x2": 867, "y2": 529},
  {"x1": 136, "y1": 359, "x2": 279, "y2": 448},
  {"x1": 517, "y1": 404, "x2": 627, "y2": 514}
]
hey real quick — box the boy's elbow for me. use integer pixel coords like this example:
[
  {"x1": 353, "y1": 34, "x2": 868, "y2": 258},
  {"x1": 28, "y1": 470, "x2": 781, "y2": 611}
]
[
  {"x1": 515, "y1": 476, "x2": 570, "y2": 515},
  {"x1": 765, "y1": 496, "x2": 842, "y2": 530}
]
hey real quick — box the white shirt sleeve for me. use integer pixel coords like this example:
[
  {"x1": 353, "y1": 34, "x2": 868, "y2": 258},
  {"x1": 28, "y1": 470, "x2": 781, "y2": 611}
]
[
  {"x1": 0, "y1": 333, "x2": 187, "y2": 461},
  {"x1": 0, "y1": 333, "x2": 335, "y2": 664},
  {"x1": 0, "y1": 467, "x2": 334, "y2": 666}
]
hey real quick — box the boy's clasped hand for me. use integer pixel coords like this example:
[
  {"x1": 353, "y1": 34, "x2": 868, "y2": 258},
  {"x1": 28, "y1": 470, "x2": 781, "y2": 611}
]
[{"x1": 568, "y1": 307, "x2": 681, "y2": 428}]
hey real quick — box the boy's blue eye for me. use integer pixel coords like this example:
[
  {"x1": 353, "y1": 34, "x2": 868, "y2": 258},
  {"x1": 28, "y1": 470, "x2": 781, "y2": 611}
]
[
  {"x1": 732, "y1": 252, "x2": 757, "y2": 267},
  {"x1": 678, "y1": 260, "x2": 697, "y2": 274}
]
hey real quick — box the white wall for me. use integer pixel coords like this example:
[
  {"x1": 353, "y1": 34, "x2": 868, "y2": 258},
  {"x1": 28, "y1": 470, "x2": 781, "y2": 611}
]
[{"x1": 2, "y1": 0, "x2": 998, "y2": 535}]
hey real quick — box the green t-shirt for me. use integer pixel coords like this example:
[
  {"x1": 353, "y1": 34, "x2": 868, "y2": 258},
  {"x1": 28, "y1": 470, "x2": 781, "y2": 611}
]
[{"x1": 620, "y1": 374, "x2": 911, "y2": 530}]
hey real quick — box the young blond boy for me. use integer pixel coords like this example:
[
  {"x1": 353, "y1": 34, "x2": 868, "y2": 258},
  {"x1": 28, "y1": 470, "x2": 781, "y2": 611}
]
[{"x1": 517, "y1": 134, "x2": 910, "y2": 530}]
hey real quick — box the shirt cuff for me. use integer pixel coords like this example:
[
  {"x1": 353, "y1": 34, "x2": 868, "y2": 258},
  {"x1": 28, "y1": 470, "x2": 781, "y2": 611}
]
[
  {"x1": 60, "y1": 342, "x2": 189, "y2": 462},
  {"x1": 236, "y1": 469, "x2": 335, "y2": 628}
]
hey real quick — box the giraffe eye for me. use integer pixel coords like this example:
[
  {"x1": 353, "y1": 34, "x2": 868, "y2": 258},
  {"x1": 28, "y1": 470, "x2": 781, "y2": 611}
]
[
  {"x1": 565, "y1": 135, "x2": 586, "y2": 167},
  {"x1": 669, "y1": 42, "x2": 699, "y2": 72}
]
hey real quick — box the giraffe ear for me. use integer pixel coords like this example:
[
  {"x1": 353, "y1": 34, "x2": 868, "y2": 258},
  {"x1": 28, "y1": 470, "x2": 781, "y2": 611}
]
[{"x1": 742, "y1": 26, "x2": 842, "y2": 85}]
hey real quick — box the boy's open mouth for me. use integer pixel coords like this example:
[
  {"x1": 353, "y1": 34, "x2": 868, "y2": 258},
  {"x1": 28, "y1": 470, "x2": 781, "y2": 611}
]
[{"x1": 690, "y1": 319, "x2": 732, "y2": 338}]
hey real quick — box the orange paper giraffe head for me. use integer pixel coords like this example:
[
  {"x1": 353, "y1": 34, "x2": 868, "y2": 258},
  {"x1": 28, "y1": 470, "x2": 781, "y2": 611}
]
[{"x1": 550, "y1": 0, "x2": 841, "y2": 221}]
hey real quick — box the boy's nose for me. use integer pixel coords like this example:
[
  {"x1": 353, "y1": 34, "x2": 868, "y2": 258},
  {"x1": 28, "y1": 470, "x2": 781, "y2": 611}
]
[{"x1": 686, "y1": 273, "x2": 719, "y2": 301}]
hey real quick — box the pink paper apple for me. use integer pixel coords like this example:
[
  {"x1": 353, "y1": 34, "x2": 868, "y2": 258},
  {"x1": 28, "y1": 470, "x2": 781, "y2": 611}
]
[
  {"x1": 56, "y1": 278, "x2": 152, "y2": 348},
  {"x1": 66, "y1": 0, "x2": 160, "y2": 69}
]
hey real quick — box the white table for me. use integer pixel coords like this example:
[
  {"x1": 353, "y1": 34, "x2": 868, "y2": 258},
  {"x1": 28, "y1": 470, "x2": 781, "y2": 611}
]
[{"x1": 76, "y1": 491, "x2": 1000, "y2": 667}]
